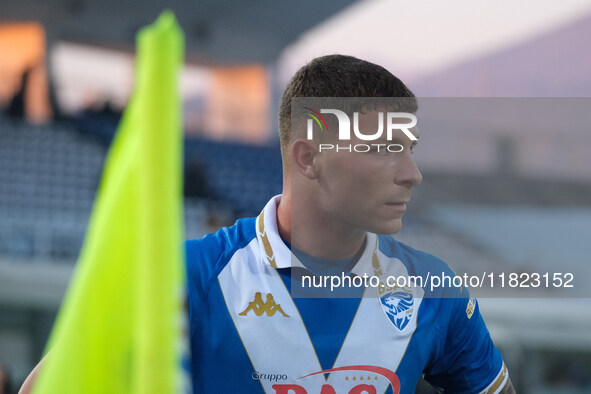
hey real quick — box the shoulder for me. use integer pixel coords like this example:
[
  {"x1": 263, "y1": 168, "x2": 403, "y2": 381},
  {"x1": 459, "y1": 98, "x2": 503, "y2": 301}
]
[
  {"x1": 376, "y1": 238, "x2": 505, "y2": 391},
  {"x1": 379, "y1": 236, "x2": 449, "y2": 267},
  {"x1": 185, "y1": 217, "x2": 257, "y2": 262},
  {"x1": 377, "y1": 235, "x2": 457, "y2": 281},
  {"x1": 185, "y1": 217, "x2": 258, "y2": 299}
]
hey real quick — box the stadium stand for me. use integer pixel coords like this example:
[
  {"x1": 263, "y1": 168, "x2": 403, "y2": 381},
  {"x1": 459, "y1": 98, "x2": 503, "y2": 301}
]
[
  {"x1": 0, "y1": 115, "x2": 284, "y2": 262},
  {"x1": 0, "y1": 117, "x2": 103, "y2": 260}
]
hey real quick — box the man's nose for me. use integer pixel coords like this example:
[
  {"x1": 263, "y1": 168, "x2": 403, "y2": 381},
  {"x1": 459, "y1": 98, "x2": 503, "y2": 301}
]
[{"x1": 394, "y1": 153, "x2": 422, "y2": 188}]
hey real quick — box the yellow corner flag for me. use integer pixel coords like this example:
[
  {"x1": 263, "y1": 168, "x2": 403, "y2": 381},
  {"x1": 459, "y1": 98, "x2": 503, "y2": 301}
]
[{"x1": 33, "y1": 11, "x2": 186, "y2": 394}]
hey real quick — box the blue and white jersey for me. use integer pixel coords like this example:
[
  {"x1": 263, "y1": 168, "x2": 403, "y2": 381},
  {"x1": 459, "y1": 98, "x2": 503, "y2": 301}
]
[{"x1": 186, "y1": 196, "x2": 507, "y2": 394}]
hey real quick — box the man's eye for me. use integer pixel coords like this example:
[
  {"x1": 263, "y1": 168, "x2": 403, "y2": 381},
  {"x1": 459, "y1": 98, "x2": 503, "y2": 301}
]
[{"x1": 371, "y1": 147, "x2": 389, "y2": 155}]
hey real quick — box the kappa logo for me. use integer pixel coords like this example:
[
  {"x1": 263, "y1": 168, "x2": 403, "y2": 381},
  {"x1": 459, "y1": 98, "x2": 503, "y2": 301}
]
[
  {"x1": 239, "y1": 292, "x2": 290, "y2": 317},
  {"x1": 380, "y1": 291, "x2": 414, "y2": 332}
]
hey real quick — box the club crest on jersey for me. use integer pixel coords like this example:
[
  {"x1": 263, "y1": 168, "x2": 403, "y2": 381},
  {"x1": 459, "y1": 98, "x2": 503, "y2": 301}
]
[{"x1": 380, "y1": 291, "x2": 414, "y2": 331}]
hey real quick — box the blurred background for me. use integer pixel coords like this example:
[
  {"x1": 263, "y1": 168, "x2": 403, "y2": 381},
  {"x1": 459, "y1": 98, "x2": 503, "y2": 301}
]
[{"x1": 1, "y1": 0, "x2": 591, "y2": 392}]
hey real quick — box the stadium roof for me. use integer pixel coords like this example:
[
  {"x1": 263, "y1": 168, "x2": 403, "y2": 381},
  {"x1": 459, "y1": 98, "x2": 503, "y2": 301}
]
[{"x1": 0, "y1": 0, "x2": 356, "y2": 64}]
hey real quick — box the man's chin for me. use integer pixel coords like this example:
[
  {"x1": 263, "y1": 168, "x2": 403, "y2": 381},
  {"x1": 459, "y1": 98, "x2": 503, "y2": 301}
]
[{"x1": 370, "y1": 219, "x2": 403, "y2": 235}]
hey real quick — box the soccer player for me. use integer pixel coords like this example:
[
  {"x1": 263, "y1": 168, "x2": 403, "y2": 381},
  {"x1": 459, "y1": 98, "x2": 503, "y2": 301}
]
[
  {"x1": 185, "y1": 55, "x2": 515, "y2": 393},
  {"x1": 20, "y1": 55, "x2": 515, "y2": 394}
]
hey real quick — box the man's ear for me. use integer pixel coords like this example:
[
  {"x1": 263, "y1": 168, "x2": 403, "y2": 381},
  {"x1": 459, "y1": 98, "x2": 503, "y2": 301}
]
[{"x1": 291, "y1": 139, "x2": 319, "y2": 180}]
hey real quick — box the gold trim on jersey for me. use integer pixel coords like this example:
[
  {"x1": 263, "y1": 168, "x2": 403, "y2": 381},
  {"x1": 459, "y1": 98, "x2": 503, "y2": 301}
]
[
  {"x1": 482, "y1": 363, "x2": 508, "y2": 394},
  {"x1": 258, "y1": 209, "x2": 277, "y2": 268},
  {"x1": 371, "y1": 237, "x2": 383, "y2": 276}
]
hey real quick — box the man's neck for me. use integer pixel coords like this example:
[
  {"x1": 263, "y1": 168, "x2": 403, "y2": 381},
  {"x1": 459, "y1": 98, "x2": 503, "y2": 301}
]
[{"x1": 276, "y1": 193, "x2": 367, "y2": 260}]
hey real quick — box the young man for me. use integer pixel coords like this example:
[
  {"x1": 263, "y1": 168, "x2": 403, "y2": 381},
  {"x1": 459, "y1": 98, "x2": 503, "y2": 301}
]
[
  {"x1": 186, "y1": 55, "x2": 514, "y2": 393},
  {"x1": 20, "y1": 55, "x2": 514, "y2": 394}
]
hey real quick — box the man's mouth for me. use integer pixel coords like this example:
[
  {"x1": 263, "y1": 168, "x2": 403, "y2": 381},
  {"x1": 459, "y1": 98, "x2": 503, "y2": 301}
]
[{"x1": 385, "y1": 201, "x2": 408, "y2": 211}]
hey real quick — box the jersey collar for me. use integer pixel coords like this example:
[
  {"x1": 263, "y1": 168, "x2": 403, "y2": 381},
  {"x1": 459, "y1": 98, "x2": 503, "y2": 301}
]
[{"x1": 256, "y1": 195, "x2": 378, "y2": 274}]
